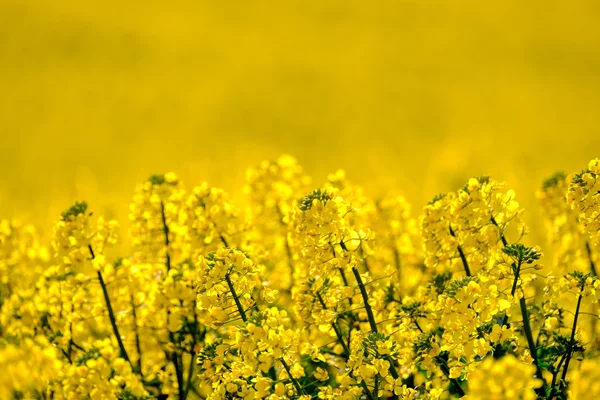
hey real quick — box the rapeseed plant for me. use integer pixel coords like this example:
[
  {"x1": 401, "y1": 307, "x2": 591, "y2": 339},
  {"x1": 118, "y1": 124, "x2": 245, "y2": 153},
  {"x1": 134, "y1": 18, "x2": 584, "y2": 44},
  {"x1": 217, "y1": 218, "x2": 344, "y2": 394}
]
[{"x1": 1, "y1": 155, "x2": 599, "y2": 399}]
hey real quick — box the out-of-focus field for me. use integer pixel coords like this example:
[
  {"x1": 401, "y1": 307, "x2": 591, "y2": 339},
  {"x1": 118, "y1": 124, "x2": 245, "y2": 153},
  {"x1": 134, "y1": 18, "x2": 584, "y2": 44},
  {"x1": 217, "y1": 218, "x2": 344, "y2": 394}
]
[{"x1": 1, "y1": 0, "x2": 600, "y2": 239}]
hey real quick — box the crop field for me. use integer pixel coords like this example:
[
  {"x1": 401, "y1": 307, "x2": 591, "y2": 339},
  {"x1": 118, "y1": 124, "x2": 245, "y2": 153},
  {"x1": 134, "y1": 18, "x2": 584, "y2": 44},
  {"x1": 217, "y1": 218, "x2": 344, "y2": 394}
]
[
  {"x1": 1, "y1": 1, "x2": 600, "y2": 399},
  {"x1": 1, "y1": 156, "x2": 600, "y2": 399}
]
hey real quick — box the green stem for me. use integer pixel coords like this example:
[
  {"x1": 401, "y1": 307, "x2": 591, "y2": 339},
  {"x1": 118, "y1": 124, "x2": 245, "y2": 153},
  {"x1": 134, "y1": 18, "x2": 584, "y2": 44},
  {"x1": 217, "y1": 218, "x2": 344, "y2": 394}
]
[
  {"x1": 449, "y1": 225, "x2": 471, "y2": 276},
  {"x1": 131, "y1": 295, "x2": 143, "y2": 373},
  {"x1": 68, "y1": 304, "x2": 74, "y2": 361},
  {"x1": 160, "y1": 202, "x2": 172, "y2": 271},
  {"x1": 160, "y1": 202, "x2": 185, "y2": 400},
  {"x1": 501, "y1": 259, "x2": 522, "y2": 327},
  {"x1": 338, "y1": 268, "x2": 352, "y2": 304},
  {"x1": 490, "y1": 216, "x2": 547, "y2": 394},
  {"x1": 548, "y1": 352, "x2": 567, "y2": 399},
  {"x1": 560, "y1": 292, "x2": 583, "y2": 382},
  {"x1": 183, "y1": 350, "x2": 196, "y2": 400},
  {"x1": 360, "y1": 381, "x2": 376, "y2": 400},
  {"x1": 490, "y1": 216, "x2": 509, "y2": 247},
  {"x1": 280, "y1": 358, "x2": 306, "y2": 396},
  {"x1": 316, "y1": 293, "x2": 350, "y2": 357},
  {"x1": 225, "y1": 274, "x2": 247, "y2": 322},
  {"x1": 393, "y1": 247, "x2": 402, "y2": 285},
  {"x1": 226, "y1": 253, "x2": 304, "y2": 397},
  {"x1": 547, "y1": 292, "x2": 583, "y2": 399},
  {"x1": 436, "y1": 356, "x2": 465, "y2": 397},
  {"x1": 91, "y1": 245, "x2": 132, "y2": 368},
  {"x1": 360, "y1": 247, "x2": 371, "y2": 274},
  {"x1": 415, "y1": 320, "x2": 464, "y2": 396},
  {"x1": 352, "y1": 266, "x2": 378, "y2": 333},
  {"x1": 519, "y1": 297, "x2": 547, "y2": 394},
  {"x1": 184, "y1": 300, "x2": 199, "y2": 400},
  {"x1": 351, "y1": 260, "x2": 400, "y2": 394},
  {"x1": 586, "y1": 241, "x2": 597, "y2": 277},
  {"x1": 219, "y1": 234, "x2": 229, "y2": 248}
]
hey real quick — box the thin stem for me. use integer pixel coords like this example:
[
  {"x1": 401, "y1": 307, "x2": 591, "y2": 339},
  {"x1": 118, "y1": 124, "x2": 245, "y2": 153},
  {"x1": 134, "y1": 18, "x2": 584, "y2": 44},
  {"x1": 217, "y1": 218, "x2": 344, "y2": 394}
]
[
  {"x1": 359, "y1": 246, "x2": 371, "y2": 274},
  {"x1": 501, "y1": 259, "x2": 522, "y2": 327},
  {"x1": 560, "y1": 292, "x2": 583, "y2": 382},
  {"x1": 160, "y1": 202, "x2": 185, "y2": 400},
  {"x1": 184, "y1": 350, "x2": 196, "y2": 400},
  {"x1": 338, "y1": 267, "x2": 353, "y2": 308},
  {"x1": 436, "y1": 356, "x2": 465, "y2": 397},
  {"x1": 449, "y1": 225, "x2": 471, "y2": 276},
  {"x1": 360, "y1": 381, "x2": 376, "y2": 400},
  {"x1": 586, "y1": 241, "x2": 597, "y2": 277},
  {"x1": 61, "y1": 348, "x2": 72, "y2": 364},
  {"x1": 91, "y1": 245, "x2": 132, "y2": 368},
  {"x1": 519, "y1": 296, "x2": 547, "y2": 394},
  {"x1": 316, "y1": 293, "x2": 350, "y2": 357},
  {"x1": 225, "y1": 274, "x2": 247, "y2": 322},
  {"x1": 68, "y1": 304, "x2": 74, "y2": 362},
  {"x1": 547, "y1": 292, "x2": 583, "y2": 399},
  {"x1": 184, "y1": 300, "x2": 199, "y2": 400},
  {"x1": 414, "y1": 318, "x2": 463, "y2": 396},
  {"x1": 490, "y1": 216, "x2": 509, "y2": 247},
  {"x1": 280, "y1": 358, "x2": 306, "y2": 396},
  {"x1": 131, "y1": 295, "x2": 143, "y2": 373},
  {"x1": 160, "y1": 202, "x2": 172, "y2": 271},
  {"x1": 393, "y1": 247, "x2": 402, "y2": 288},
  {"x1": 548, "y1": 352, "x2": 567, "y2": 399},
  {"x1": 351, "y1": 260, "x2": 400, "y2": 390},
  {"x1": 490, "y1": 216, "x2": 547, "y2": 394},
  {"x1": 219, "y1": 234, "x2": 229, "y2": 248},
  {"x1": 352, "y1": 267, "x2": 378, "y2": 333}
]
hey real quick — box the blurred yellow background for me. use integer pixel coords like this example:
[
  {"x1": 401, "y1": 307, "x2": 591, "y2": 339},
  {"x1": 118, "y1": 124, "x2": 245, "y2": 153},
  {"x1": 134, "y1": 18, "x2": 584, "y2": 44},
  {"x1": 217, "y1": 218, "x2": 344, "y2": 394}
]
[{"x1": 1, "y1": 0, "x2": 599, "y2": 239}]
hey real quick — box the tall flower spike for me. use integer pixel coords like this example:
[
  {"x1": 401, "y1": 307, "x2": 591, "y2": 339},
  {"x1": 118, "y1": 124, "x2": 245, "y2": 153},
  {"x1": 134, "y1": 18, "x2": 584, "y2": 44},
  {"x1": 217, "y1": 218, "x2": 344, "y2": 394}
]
[
  {"x1": 129, "y1": 173, "x2": 188, "y2": 264},
  {"x1": 568, "y1": 159, "x2": 600, "y2": 253},
  {"x1": 245, "y1": 155, "x2": 311, "y2": 291},
  {"x1": 538, "y1": 171, "x2": 593, "y2": 275}
]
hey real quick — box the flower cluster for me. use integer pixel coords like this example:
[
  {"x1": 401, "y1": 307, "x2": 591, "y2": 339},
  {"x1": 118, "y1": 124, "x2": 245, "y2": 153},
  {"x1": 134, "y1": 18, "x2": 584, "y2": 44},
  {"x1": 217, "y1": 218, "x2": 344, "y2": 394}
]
[
  {"x1": 1, "y1": 155, "x2": 599, "y2": 400},
  {"x1": 568, "y1": 159, "x2": 600, "y2": 252}
]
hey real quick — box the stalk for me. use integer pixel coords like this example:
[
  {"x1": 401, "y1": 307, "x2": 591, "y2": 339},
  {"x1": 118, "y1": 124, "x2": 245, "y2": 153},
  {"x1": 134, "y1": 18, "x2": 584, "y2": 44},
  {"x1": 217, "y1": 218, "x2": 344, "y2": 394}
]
[
  {"x1": 586, "y1": 241, "x2": 597, "y2": 277},
  {"x1": 226, "y1": 266, "x2": 305, "y2": 396},
  {"x1": 393, "y1": 248, "x2": 402, "y2": 286},
  {"x1": 183, "y1": 308, "x2": 198, "y2": 399},
  {"x1": 316, "y1": 292, "x2": 350, "y2": 357},
  {"x1": 280, "y1": 358, "x2": 305, "y2": 396},
  {"x1": 414, "y1": 319, "x2": 464, "y2": 396},
  {"x1": 89, "y1": 245, "x2": 133, "y2": 368},
  {"x1": 225, "y1": 273, "x2": 248, "y2": 322},
  {"x1": 519, "y1": 297, "x2": 545, "y2": 388},
  {"x1": 436, "y1": 356, "x2": 465, "y2": 397},
  {"x1": 560, "y1": 292, "x2": 583, "y2": 381},
  {"x1": 159, "y1": 202, "x2": 185, "y2": 400},
  {"x1": 360, "y1": 382, "x2": 376, "y2": 400},
  {"x1": 548, "y1": 292, "x2": 583, "y2": 399},
  {"x1": 352, "y1": 266, "x2": 378, "y2": 333},
  {"x1": 501, "y1": 258, "x2": 522, "y2": 327},
  {"x1": 351, "y1": 263, "x2": 400, "y2": 384},
  {"x1": 490, "y1": 217, "x2": 547, "y2": 394},
  {"x1": 131, "y1": 295, "x2": 143, "y2": 373},
  {"x1": 449, "y1": 225, "x2": 471, "y2": 276}
]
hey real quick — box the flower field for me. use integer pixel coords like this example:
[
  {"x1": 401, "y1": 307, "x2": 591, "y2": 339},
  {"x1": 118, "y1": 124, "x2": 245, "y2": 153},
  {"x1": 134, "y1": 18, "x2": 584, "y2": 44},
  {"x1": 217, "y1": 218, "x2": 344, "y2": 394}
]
[{"x1": 1, "y1": 155, "x2": 599, "y2": 399}]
